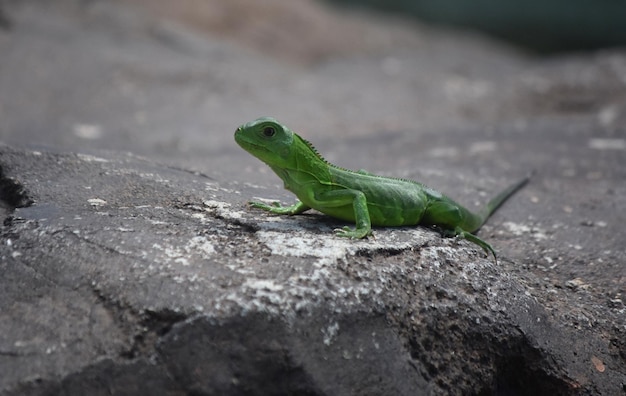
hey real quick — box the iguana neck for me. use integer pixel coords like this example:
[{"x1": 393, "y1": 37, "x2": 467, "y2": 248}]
[{"x1": 269, "y1": 134, "x2": 332, "y2": 188}]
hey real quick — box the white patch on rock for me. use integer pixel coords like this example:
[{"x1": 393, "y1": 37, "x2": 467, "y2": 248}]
[
  {"x1": 88, "y1": 198, "x2": 108, "y2": 207},
  {"x1": 501, "y1": 221, "x2": 547, "y2": 240},
  {"x1": 77, "y1": 153, "x2": 109, "y2": 162},
  {"x1": 588, "y1": 138, "x2": 625, "y2": 150},
  {"x1": 203, "y1": 199, "x2": 244, "y2": 219},
  {"x1": 322, "y1": 322, "x2": 340, "y2": 346}
]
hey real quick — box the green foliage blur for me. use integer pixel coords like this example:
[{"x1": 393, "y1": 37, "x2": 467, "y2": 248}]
[{"x1": 326, "y1": 0, "x2": 626, "y2": 53}]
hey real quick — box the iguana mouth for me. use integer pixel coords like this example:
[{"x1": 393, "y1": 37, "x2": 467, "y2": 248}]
[
  {"x1": 236, "y1": 138, "x2": 260, "y2": 150},
  {"x1": 234, "y1": 133, "x2": 270, "y2": 154}
]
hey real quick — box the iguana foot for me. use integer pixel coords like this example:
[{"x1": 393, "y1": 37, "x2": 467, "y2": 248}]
[
  {"x1": 442, "y1": 227, "x2": 498, "y2": 264},
  {"x1": 334, "y1": 226, "x2": 372, "y2": 239},
  {"x1": 249, "y1": 200, "x2": 309, "y2": 215},
  {"x1": 249, "y1": 201, "x2": 280, "y2": 211}
]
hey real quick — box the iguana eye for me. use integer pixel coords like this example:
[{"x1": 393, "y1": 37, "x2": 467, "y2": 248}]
[{"x1": 262, "y1": 126, "x2": 276, "y2": 137}]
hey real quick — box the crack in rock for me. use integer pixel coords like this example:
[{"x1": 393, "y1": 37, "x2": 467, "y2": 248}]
[{"x1": 0, "y1": 163, "x2": 33, "y2": 215}]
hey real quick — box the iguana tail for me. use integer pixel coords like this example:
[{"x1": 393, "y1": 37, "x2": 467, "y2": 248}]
[{"x1": 475, "y1": 175, "x2": 530, "y2": 230}]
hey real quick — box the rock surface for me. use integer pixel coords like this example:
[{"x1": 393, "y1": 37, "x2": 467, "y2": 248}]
[{"x1": 1, "y1": 0, "x2": 625, "y2": 395}]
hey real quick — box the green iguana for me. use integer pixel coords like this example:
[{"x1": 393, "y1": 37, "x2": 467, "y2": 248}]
[{"x1": 235, "y1": 117, "x2": 528, "y2": 262}]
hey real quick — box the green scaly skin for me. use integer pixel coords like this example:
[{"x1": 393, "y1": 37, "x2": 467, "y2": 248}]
[{"x1": 235, "y1": 117, "x2": 529, "y2": 262}]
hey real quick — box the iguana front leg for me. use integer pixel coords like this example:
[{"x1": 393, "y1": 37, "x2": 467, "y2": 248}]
[
  {"x1": 315, "y1": 189, "x2": 372, "y2": 239},
  {"x1": 249, "y1": 200, "x2": 310, "y2": 215}
]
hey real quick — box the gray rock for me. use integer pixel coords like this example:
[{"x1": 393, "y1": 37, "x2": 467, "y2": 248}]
[{"x1": 1, "y1": 143, "x2": 623, "y2": 394}]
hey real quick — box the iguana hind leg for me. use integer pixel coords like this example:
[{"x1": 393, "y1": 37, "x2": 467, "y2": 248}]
[
  {"x1": 442, "y1": 227, "x2": 498, "y2": 264},
  {"x1": 314, "y1": 189, "x2": 372, "y2": 239}
]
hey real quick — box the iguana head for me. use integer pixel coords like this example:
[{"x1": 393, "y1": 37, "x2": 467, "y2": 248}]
[{"x1": 235, "y1": 117, "x2": 295, "y2": 167}]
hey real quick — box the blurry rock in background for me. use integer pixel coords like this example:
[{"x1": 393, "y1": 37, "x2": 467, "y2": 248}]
[{"x1": 113, "y1": 0, "x2": 423, "y2": 64}]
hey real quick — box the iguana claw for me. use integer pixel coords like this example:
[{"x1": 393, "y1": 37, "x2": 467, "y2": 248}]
[{"x1": 334, "y1": 226, "x2": 371, "y2": 239}]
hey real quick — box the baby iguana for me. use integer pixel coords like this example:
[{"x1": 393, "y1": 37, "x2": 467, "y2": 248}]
[{"x1": 235, "y1": 117, "x2": 528, "y2": 262}]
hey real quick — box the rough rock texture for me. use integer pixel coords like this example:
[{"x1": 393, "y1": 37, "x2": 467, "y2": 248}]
[
  {"x1": 1, "y1": 0, "x2": 625, "y2": 395},
  {"x1": 1, "y1": 145, "x2": 621, "y2": 395}
]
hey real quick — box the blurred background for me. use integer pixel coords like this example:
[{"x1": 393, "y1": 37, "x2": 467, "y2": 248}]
[
  {"x1": 105, "y1": 0, "x2": 626, "y2": 54},
  {"x1": 327, "y1": 0, "x2": 626, "y2": 53},
  {"x1": 110, "y1": 0, "x2": 626, "y2": 55},
  {"x1": 1, "y1": 0, "x2": 625, "y2": 179}
]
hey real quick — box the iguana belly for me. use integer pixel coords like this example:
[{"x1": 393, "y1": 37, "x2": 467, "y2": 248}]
[{"x1": 317, "y1": 176, "x2": 430, "y2": 226}]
